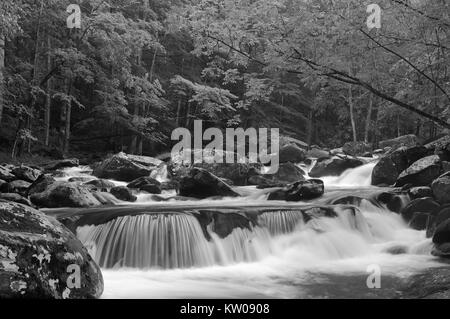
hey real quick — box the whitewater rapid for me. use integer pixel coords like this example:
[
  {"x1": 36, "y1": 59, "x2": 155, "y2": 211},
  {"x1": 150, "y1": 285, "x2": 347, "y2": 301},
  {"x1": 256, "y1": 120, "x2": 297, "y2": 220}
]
[{"x1": 57, "y1": 162, "x2": 445, "y2": 298}]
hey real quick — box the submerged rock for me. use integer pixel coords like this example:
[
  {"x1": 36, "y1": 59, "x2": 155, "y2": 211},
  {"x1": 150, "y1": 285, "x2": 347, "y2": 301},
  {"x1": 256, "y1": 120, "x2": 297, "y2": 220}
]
[
  {"x1": 431, "y1": 172, "x2": 450, "y2": 204},
  {"x1": 0, "y1": 201, "x2": 103, "y2": 298},
  {"x1": 395, "y1": 155, "x2": 442, "y2": 187},
  {"x1": 178, "y1": 168, "x2": 240, "y2": 199},
  {"x1": 93, "y1": 153, "x2": 161, "y2": 182},
  {"x1": 309, "y1": 156, "x2": 363, "y2": 178},
  {"x1": 268, "y1": 179, "x2": 324, "y2": 201}
]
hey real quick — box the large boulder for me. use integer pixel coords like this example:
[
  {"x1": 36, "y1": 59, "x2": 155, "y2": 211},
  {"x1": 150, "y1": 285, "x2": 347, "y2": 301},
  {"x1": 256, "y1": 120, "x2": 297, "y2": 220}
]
[
  {"x1": 371, "y1": 146, "x2": 431, "y2": 186},
  {"x1": 0, "y1": 201, "x2": 103, "y2": 298},
  {"x1": 309, "y1": 156, "x2": 363, "y2": 178},
  {"x1": 395, "y1": 155, "x2": 442, "y2": 187},
  {"x1": 431, "y1": 172, "x2": 450, "y2": 204},
  {"x1": 248, "y1": 175, "x2": 287, "y2": 189},
  {"x1": 342, "y1": 141, "x2": 372, "y2": 156},
  {"x1": 92, "y1": 153, "x2": 161, "y2": 182},
  {"x1": 178, "y1": 168, "x2": 240, "y2": 199},
  {"x1": 379, "y1": 134, "x2": 420, "y2": 150},
  {"x1": 110, "y1": 186, "x2": 137, "y2": 202},
  {"x1": 427, "y1": 206, "x2": 450, "y2": 238},
  {"x1": 12, "y1": 166, "x2": 42, "y2": 183},
  {"x1": 279, "y1": 144, "x2": 306, "y2": 163},
  {"x1": 400, "y1": 197, "x2": 441, "y2": 222},
  {"x1": 268, "y1": 179, "x2": 324, "y2": 201},
  {"x1": 30, "y1": 182, "x2": 102, "y2": 208},
  {"x1": 41, "y1": 158, "x2": 79, "y2": 171}
]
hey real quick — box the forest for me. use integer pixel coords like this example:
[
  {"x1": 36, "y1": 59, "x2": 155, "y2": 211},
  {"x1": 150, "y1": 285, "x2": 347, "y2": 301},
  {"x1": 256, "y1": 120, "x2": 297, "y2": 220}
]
[{"x1": 0, "y1": 0, "x2": 449, "y2": 160}]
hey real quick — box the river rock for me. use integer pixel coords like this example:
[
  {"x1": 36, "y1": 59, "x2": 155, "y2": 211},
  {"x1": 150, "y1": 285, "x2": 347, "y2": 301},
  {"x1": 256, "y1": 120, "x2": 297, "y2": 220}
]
[
  {"x1": 379, "y1": 134, "x2": 420, "y2": 150},
  {"x1": 306, "y1": 148, "x2": 330, "y2": 159},
  {"x1": 425, "y1": 135, "x2": 450, "y2": 155},
  {"x1": 342, "y1": 141, "x2": 372, "y2": 156},
  {"x1": 178, "y1": 168, "x2": 240, "y2": 199},
  {"x1": 0, "y1": 165, "x2": 15, "y2": 182},
  {"x1": 309, "y1": 156, "x2": 363, "y2": 178},
  {"x1": 0, "y1": 193, "x2": 32, "y2": 206},
  {"x1": 268, "y1": 179, "x2": 324, "y2": 201},
  {"x1": 12, "y1": 166, "x2": 41, "y2": 183},
  {"x1": 192, "y1": 162, "x2": 260, "y2": 186},
  {"x1": 6, "y1": 180, "x2": 31, "y2": 196},
  {"x1": 248, "y1": 175, "x2": 287, "y2": 189},
  {"x1": 41, "y1": 158, "x2": 79, "y2": 171},
  {"x1": 432, "y1": 219, "x2": 450, "y2": 253},
  {"x1": 279, "y1": 144, "x2": 306, "y2": 163},
  {"x1": 443, "y1": 161, "x2": 450, "y2": 174},
  {"x1": 409, "y1": 212, "x2": 433, "y2": 231},
  {"x1": 395, "y1": 155, "x2": 442, "y2": 187},
  {"x1": 30, "y1": 182, "x2": 102, "y2": 208},
  {"x1": 377, "y1": 192, "x2": 408, "y2": 213},
  {"x1": 408, "y1": 186, "x2": 433, "y2": 199},
  {"x1": 85, "y1": 179, "x2": 116, "y2": 190},
  {"x1": 0, "y1": 201, "x2": 103, "y2": 298},
  {"x1": 28, "y1": 174, "x2": 56, "y2": 196},
  {"x1": 264, "y1": 162, "x2": 305, "y2": 183},
  {"x1": 431, "y1": 172, "x2": 450, "y2": 204},
  {"x1": 400, "y1": 197, "x2": 441, "y2": 222},
  {"x1": 371, "y1": 146, "x2": 431, "y2": 186},
  {"x1": 427, "y1": 206, "x2": 450, "y2": 238},
  {"x1": 93, "y1": 153, "x2": 161, "y2": 182},
  {"x1": 127, "y1": 176, "x2": 161, "y2": 189},
  {"x1": 110, "y1": 186, "x2": 137, "y2": 202}
]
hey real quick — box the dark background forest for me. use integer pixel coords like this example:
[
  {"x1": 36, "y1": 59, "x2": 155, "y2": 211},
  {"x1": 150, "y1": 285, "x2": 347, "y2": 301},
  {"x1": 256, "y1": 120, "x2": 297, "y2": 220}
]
[{"x1": 0, "y1": 0, "x2": 449, "y2": 162}]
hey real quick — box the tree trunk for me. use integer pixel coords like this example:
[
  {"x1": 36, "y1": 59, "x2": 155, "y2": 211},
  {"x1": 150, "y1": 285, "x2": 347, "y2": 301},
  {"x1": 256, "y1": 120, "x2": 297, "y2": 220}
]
[
  {"x1": 307, "y1": 108, "x2": 314, "y2": 146},
  {"x1": 364, "y1": 94, "x2": 374, "y2": 143},
  {"x1": 44, "y1": 35, "x2": 51, "y2": 146},
  {"x1": 0, "y1": 34, "x2": 5, "y2": 130},
  {"x1": 348, "y1": 84, "x2": 357, "y2": 142},
  {"x1": 64, "y1": 79, "x2": 72, "y2": 154}
]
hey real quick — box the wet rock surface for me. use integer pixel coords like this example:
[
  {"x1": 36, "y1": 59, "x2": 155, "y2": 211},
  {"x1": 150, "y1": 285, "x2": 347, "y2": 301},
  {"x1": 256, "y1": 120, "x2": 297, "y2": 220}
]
[{"x1": 0, "y1": 202, "x2": 103, "y2": 298}]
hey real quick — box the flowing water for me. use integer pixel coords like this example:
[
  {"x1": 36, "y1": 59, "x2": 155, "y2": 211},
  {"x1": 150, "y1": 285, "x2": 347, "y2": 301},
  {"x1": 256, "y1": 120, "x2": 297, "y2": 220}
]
[{"x1": 57, "y1": 162, "x2": 446, "y2": 299}]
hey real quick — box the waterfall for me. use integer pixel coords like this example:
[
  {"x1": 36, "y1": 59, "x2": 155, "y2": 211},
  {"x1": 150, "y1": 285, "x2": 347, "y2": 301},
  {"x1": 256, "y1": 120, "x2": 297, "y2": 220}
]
[
  {"x1": 74, "y1": 200, "x2": 421, "y2": 270},
  {"x1": 321, "y1": 162, "x2": 377, "y2": 187}
]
